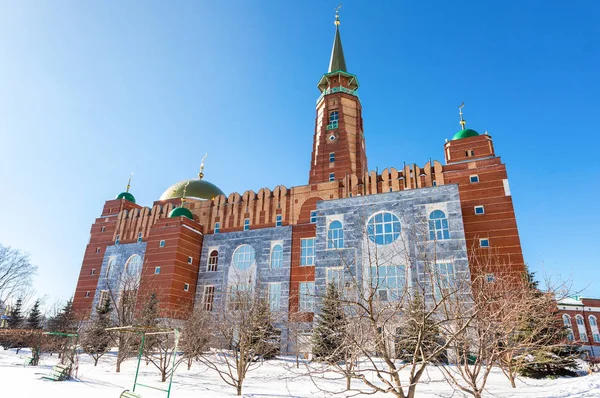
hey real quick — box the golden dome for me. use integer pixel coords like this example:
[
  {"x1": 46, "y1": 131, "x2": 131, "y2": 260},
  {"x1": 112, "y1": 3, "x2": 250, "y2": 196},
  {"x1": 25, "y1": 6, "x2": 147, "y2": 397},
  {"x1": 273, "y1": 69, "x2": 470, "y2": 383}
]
[{"x1": 160, "y1": 179, "x2": 224, "y2": 201}]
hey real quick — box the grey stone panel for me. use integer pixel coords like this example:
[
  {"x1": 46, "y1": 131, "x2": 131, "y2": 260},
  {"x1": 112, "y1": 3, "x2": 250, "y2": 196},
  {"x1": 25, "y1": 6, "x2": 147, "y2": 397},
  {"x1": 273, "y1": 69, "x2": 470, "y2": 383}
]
[
  {"x1": 194, "y1": 226, "x2": 293, "y2": 316},
  {"x1": 314, "y1": 185, "x2": 469, "y2": 309},
  {"x1": 91, "y1": 242, "x2": 147, "y2": 316}
]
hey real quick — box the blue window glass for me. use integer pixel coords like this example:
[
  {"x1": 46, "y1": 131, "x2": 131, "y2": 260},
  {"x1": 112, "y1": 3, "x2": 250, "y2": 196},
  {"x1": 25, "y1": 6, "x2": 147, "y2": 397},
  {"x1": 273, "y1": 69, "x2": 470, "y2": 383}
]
[
  {"x1": 137, "y1": 232, "x2": 143, "y2": 243},
  {"x1": 470, "y1": 175, "x2": 479, "y2": 183},
  {"x1": 276, "y1": 214, "x2": 282, "y2": 227},
  {"x1": 214, "y1": 222, "x2": 220, "y2": 234},
  {"x1": 329, "y1": 152, "x2": 335, "y2": 162},
  {"x1": 328, "y1": 111, "x2": 339, "y2": 129},
  {"x1": 474, "y1": 206, "x2": 485, "y2": 215},
  {"x1": 115, "y1": 234, "x2": 120, "y2": 245},
  {"x1": 270, "y1": 244, "x2": 283, "y2": 269},
  {"x1": 300, "y1": 238, "x2": 315, "y2": 266},
  {"x1": 269, "y1": 283, "x2": 282, "y2": 311},
  {"x1": 428, "y1": 210, "x2": 450, "y2": 240},
  {"x1": 327, "y1": 220, "x2": 344, "y2": 249},
  {"x1": 299, "y1": 282, "x2": 315, "y2": 311},
  {"x1": 244, "y1": 218, "x2": 250, "y2": 231},
  {"x1": 125, "y1": 254, "x2": 142, "y2": 277},
  {"x1": 367, "y1": 212, "x2": 401, "y2": 245},
  {"x1": 370, "y1": 265, "x2": 405, "y2": 301},
  {"x1": 480, "y1": 238, "x2": 490, "y2": 248},
  {"x1": 310, "y1": 210, "x2": 317, "y2": 224},
  {"x1": 329, "y1": 173, "x2": 335, "y2": 182},
  {"x1": 434, "y1": 263, "x2": 455, "y2": 299},
  {"x1": 232, "y1": 245, "x2": 255, "y2": 270}
]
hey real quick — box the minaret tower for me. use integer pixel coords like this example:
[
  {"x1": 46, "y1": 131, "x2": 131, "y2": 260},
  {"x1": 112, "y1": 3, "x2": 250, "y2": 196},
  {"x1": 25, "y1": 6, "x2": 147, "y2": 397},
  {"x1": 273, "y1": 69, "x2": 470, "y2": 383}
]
[{"x1": 309, "y1": 8, "x2": 367, "y2": 184}]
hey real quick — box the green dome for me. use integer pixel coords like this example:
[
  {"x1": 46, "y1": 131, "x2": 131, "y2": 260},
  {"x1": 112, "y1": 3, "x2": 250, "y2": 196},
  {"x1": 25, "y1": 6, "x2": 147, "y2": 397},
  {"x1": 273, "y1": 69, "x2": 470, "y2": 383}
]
[
  {"x1": 169, "y1": 207, "x2": 194, "y2": 220},
  {"x1": 160, "y1": 179, "x2": 224, "y2": 201},
  {"x1": 116, "y1": 192, "x2": 136, "y2": 203},
  {"x1": 452, "y1": 128, "x2": 479, "y2": 140}
]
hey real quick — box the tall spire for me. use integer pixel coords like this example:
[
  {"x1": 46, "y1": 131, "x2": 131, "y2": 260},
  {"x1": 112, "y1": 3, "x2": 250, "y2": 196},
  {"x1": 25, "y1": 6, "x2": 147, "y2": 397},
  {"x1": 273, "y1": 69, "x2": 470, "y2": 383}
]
[{"x1": 328, "y1": 5, "x2": 347, "y2": 73}]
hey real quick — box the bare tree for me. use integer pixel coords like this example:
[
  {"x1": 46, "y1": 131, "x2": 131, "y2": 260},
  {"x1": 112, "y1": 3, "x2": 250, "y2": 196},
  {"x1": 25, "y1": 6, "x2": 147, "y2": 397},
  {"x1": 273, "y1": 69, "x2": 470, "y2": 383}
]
[
  {"x1": 179, "y1": 308, "x2": 213, "y2": 370},
  {"x1": 200, "y1": 285, "x2": 280, "y2": 396},
  {"x1": 102, "y1": 259, "x2": 142, "y2": 373},
  {"x1": 0, "y1": 244, "x2": 36, "y2": 305},
  {"x1": 303, "y1": 219, "x2": 475, "y2": 398}
]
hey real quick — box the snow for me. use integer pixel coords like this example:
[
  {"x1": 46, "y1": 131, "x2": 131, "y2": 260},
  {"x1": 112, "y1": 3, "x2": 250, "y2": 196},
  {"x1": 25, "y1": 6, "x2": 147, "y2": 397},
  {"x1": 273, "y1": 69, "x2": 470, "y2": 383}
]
[{"x1": 1, "y1": 348, "x2": 599, "y2": 397}]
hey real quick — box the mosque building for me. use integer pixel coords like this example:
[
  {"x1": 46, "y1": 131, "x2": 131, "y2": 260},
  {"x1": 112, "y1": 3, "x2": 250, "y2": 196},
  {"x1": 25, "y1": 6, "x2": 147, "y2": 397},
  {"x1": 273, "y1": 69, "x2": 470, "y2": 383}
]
[{"x1": 72, "y1": 12, "x2": 525, "y2": 344}]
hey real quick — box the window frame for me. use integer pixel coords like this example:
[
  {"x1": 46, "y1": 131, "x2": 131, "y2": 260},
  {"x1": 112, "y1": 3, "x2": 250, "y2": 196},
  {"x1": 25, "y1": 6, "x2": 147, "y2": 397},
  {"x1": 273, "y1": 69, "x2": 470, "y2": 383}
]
[
  {"x1": 470, "y1": 175, "x2": 480, "y2": 183},
  {"x1": 203, "y1": 285, "x2": 215, "y2": 311},
  {"x1": 300, "y1": 238, "x2": 315, "y2": 266},
  {"x1": 479, "y1": 238, "x2": 490, "y2": 248},
  {"x1": 276, "y1": 214, "x2": 282, "y2": 227},
  {"x1": 268, "y1": 282, "x2": 282, "y2": 312},
  {"x1": 428, "y1": 210, "x2": 450, "y2": 241},
  {"x1": 310, "y1": 210, "x2": 317, "y2": 224},
  {"x1": 366, "y1": 211, "x2": 402, "y2": 246},
  {"x1": 244, "y1": 218, "x2": 250, "y2": 231},
  {"x1": 474, "y1": 205, "x2": 485, "y2": 215},
  {"x1": 232, "y1": 244, "x2": 256, "y2": 270},
  {"x1": 270, "y1": 244, "x2": 283, "y2": 269},
  {"x1": 329, "y1": 173, "x2": 335, "y2": 182},
  {"x1": 207, "y1": 250, "x2": 219, "y2": 272},
  {"x1": 184, "y1": 283, "x2": 190, "y2": 292},
  {"x1": 327, "y1": 220, "x2": 344, "y2": 249},
  {"x1": 137, "y1": 232, "x2": 143, "y2": 242},
  {"x1": 159, "y1": 240, "x2": 166, "y2": 247},
  {"x1": 85, "y1": 291, "x2": 90, "y2": 298},
  {"x1": 188, "y1": 256, "x2": 193, "y2": 264},
  {"x1": 299, "y1": 282, "x2": 315, "y2": 312},
  {"x1": 214, "y1": 222, "x2": 220, "y2": 234},
  {"x1": 329, "y1": 152, "x2": 335, "y2": 163},
  {"x1": 115, "y1": 234, "x2": 120, "y2": 245},
  {"x1": 155, "y1": 266, "x2": 161, "y2": 275},
  {"x1": 91, "y1": 268, "x2": 96, "y2": 276}
]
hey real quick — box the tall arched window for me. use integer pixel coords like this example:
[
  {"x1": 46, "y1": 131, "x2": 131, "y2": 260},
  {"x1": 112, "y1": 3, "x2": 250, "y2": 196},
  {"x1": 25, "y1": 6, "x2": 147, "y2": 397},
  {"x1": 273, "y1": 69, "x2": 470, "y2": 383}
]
[
  {"x1": 125, "y1": 254, "x2": 142, "y2": 277},
  {"x1": 563, "y1": 314, "x2": 574, "y2": 341},
  {"x1": 327, "y1": 220, "x2": 344, "y2": 249},
  {"x1": 429, "y1": 210, "x2": 450, "y2": 240},
  {"x1": 208, "y1": 250, "x2": 219, "y2": 272},
  {"x1": 328, "y1": 111, "x2": 339, "y2": 129},
  {"x1": 270, "y1": 244, "x2": 283, "y2": 269},
  {"x1": 367, "y1": 212, "x2": 401, "y2": 245},
  {"x1": 106, "y1": 257, "x2": 116, "y2": 278},
  {"x1": 232, "y1": 245, "x2": 255, "y2": 270},
  {"x1": 575, "y1": 315, "x2": 588, "y2": 342},
  {"x1": 590, "y1": 316, "x2": 600, "y2": 343}
]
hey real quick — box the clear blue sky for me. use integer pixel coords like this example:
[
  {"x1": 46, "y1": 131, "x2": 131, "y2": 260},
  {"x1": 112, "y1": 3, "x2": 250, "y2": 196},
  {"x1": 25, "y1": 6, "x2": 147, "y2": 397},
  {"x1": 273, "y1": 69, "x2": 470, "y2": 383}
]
[{"x1": 1, "y1": 1, "x2": 599, "y2": 304}]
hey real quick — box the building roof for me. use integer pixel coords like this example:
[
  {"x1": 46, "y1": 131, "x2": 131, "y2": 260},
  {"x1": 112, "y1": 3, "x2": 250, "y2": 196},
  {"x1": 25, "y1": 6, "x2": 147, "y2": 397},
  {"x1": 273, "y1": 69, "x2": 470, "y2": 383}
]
[
  {"x1": 116, "y1": 192, "x2": 136, "y2": 203},
  {"x1": 452, "y1": 128, "x2": 480, "y2": 140},
  {"x1": 160, "y1": 179, "x2": 224, "y2": 201},
  {"x1": 168, "y1": 206, "x2": 194, "y2": 220},
  {"x1": 328, "y1": 24, "x2": 346, "y2": 73}
]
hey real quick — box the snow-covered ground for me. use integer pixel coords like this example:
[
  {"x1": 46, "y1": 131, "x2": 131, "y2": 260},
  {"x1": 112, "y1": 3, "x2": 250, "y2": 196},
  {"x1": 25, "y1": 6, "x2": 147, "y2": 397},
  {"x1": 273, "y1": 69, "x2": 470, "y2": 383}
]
[{"x1": 1, "y1": 348, "x2": 599, "y2": 397}]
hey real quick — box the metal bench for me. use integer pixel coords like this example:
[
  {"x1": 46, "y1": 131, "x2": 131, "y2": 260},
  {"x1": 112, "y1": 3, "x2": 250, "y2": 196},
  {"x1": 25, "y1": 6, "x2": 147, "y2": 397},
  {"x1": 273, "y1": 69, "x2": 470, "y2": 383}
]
[
  {"x1": 41, "y1": 364, "x2": 71, "y2": 381},
  {"x1": 120, "y1": 390, "x2": 142, "y2": 398}
]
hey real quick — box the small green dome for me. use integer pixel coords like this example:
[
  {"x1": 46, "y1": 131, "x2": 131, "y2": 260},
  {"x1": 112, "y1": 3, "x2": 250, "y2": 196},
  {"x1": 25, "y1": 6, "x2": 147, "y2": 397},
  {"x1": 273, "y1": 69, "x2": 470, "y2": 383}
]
[
  {"x1": 452, "y1": 128, "x2": 479, "y2": 140},
  {"x1": 116, "y1": 192, "x2": 136, "y2": 203},
  {"x1": 169, "y1": 207, "x2": 194, "y2": 220}
]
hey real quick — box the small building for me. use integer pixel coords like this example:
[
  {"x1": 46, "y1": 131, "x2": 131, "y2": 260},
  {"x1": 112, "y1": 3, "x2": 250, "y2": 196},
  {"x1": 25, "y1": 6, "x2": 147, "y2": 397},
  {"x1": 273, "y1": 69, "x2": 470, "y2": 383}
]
[{"x1": 557, "y1": 297, "x2": 600, "y2": 358}]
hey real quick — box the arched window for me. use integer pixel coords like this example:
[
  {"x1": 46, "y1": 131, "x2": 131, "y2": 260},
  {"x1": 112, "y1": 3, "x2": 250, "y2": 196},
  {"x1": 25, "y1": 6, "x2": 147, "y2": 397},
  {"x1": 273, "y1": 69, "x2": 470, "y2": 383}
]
[
  {"x1": 563, "y1": 315, "x2": 574, "y2": 341},
  {"x1": 429, "y1": 210, "x2": 450, "y2": 240},
  {"x1": 590, "y1": 315, "x2": 598, "y2": 327},
  {"x1": 232, "y1": 245, "x2": 255, "y2": 270},
  {"x1": 576, "y1": 315, "x2": 584, "y2": 326},
  {"x1": 327, "y1": 220, "x2": 344, "y2": 249},
  {"x1": 125, "y1": 254, "x2": 142, "y2": 277},
  {"x1": 328, "y1": 111, "x2": 339, "y2": 129},
  {"x1": 563, "y1": 314, "x2": 571, "y2": 327},
  {"x1": 106, "y1": 257, "x2": 116, "y2": 278},
  {"x1": 367, "y1": 212, "x2": 401, "y2": 245},
  {"x1": 208, "y1": 250, "x2": 219, "y2": 272},
  {"x1": 270, "y1": 244, "x2": 283, "y2": 269}
]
